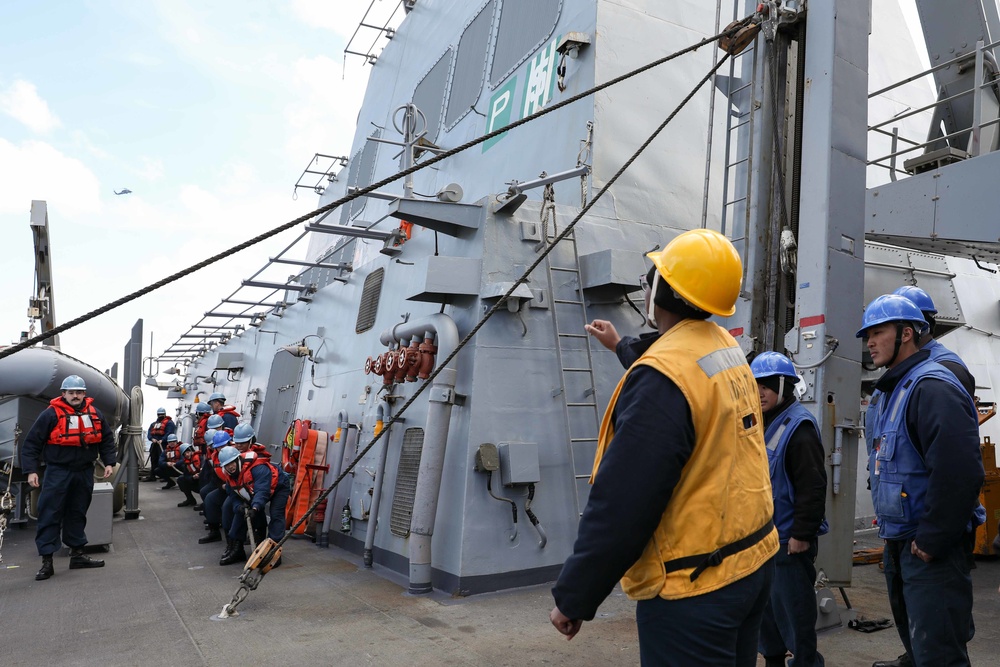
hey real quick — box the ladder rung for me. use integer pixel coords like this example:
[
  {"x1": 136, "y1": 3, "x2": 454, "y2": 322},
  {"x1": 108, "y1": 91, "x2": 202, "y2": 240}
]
[
  {"x1": 554, "y1": 299, "x2": 584, "y2": 305},
  {"x1": 567, "y1": 402, "x2": 597, "y2": 408},
  {"x1": 562, "y1": 367, "x2": 593, "y2": 372},
  {"x1": 729, "y1": 81, "x2": 753, "y2": 95},
  {"x1": 726, "y1": 157, "x2": 749, "y2": 168},
  {"x1": 571, "y1": 437, "x2": 598, "y2": 443},
  {"x1": 557, "y1": 333, "x2": 588, "y2": 339},
  {"x1": 549, "y1": 266, "x2": 579, "y2": 272},
  {"x1": 724, "y1": 196, "x2": 748, "y2": 206},
  {"x1": 574, "y1": 474, "x2": 592, "y2": 480}
]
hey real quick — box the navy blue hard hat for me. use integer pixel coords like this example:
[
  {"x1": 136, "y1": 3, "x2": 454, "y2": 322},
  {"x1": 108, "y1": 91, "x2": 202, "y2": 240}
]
[
  {"x1": 893, "y1": 285, "x2": 937, "y2": 315},
  {"x1": 856, "y1": 294, "x2": 927, "y2": 338},
  {"x1": 750, "y1": 352, "x2": 798, "y2": 382}
]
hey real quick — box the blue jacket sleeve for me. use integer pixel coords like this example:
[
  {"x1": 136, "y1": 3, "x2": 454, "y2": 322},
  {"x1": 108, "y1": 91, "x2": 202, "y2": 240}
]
[
  {"x1": 165, "y1": 419, "x2": 176, "y2": 439},
  {"x1": 19, "y1": 408, "x2": 57, "y2": 474},
  {"x1": 94, "y1": 408, "x2": 118, "y2": 467},
  {"x1": 250, "y1": 465, "x2": 274, "y2": 511},
  {"x1": 906, "y1": 378, "x2": 984, "y2": 558},
  {"x1": 551, "y1": 366, "x2": 696, "y2": 621}
]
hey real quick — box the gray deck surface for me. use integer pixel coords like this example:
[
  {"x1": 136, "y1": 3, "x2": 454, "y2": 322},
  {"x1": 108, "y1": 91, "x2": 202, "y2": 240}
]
[{"x1": 1, "y1": 485, "x2": 998, "y2": 666}]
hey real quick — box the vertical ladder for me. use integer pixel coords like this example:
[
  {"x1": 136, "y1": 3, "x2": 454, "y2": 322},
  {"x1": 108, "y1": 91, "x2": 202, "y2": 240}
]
[
  {"x1": 719, "y1": 0, "x2": 759, "y2": 236},
  {"x1": 539, "y1": 198, "x2": 602, "y2": 517}
]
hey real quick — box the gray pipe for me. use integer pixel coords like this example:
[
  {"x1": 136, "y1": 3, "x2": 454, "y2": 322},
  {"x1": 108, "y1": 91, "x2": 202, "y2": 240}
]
[
  {"x1": 379, "y1": 313, "x2": 459, "y2": 594},
  {"x1": 318, "y1": 410, "x2": 350, "y2": 547},
  {"x1": 178, "y1": 412, "x2": 195, "y2": 444},
  {"x1": 363, "y1": 402, "x2": 392, "y2": 568}
]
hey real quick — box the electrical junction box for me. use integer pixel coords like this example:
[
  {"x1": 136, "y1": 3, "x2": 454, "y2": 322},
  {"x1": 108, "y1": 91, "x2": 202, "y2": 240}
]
[
  {"x1": 405, "y1": 255, "x2": 482, "y2": 303},
  {"x1": 497, "y1": 442, "x2": 540, "y2": 487}
]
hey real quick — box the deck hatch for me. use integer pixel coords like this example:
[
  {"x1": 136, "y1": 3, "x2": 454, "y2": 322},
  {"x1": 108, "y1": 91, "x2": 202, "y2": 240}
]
[
  {"x1": 389, "y1": 427, "x2": 425, "y2": 537},
  {"x1": 355, "y1": 268, "x2": 385, "y2": 333}
]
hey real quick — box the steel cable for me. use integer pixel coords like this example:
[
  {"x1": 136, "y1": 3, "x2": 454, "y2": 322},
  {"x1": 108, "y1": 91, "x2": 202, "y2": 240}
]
[
  {"x1": 221, "y1": 44, "x2": 737, "y2": 616},
  {"x1": 0, "y1": 14, "x2": 755, "y2": 364}
]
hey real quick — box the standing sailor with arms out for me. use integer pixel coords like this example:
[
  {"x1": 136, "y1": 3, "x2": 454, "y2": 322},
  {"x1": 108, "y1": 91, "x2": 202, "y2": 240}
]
[
  {"x1": 551, "y1": 229, "x2": 778, "y2": 666},
  {"x1": 20, "y1": 375, "x2": 116, "y2": 581}
]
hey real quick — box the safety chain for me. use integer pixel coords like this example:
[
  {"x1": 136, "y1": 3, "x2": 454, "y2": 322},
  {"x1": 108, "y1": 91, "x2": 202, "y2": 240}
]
[
  {"x1": 536, "y1": 183, "x2": 557, "y2": 253},
  {"x1": 218, "y1": 37, "x2": 742, "y2": 617},
  {"x1": 0, "y1": 15, "x2": 756, "y2": 364}
]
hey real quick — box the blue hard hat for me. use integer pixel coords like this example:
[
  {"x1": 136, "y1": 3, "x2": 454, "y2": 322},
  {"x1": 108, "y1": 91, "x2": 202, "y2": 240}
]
[
  {"x1": 233, "y1": 422, "x2": 255, "y2": 444},
  {"x1": 166, "y1": 433, "x2": 178, "y2": 443},
  {"x1": 893, "y1": 285, "x2": 937, "y2": 315},
  {"x1": 179, "y1": 443, "x2": 193, "y2": 456},
  {"x1": 218, "y1": 446, "x2": 241, "y2": 467},
  {"x1": 204, "y1": 429, "x2": 218, "y2": 446},
  {"x1": 206, "y1": 414, "x2": 224, "y2": 429},
  {"x1": 213, "y1": 431, "x2": 233, "y2": 448},
  {"x1": 208, "y1": 392, "x2": 226, "y2": 403},
  {"x1": 60, "y1": 375, "x2": 86, "y2": 391},
  {"x1": 856, "y1": 294, "x2": 927, "y2": 338},
  {"x1": 195, "y1": 403, "x2": 212, "y2": 414},
  {"x1": 156, "y1": 407, "x2": 166, "y2": 415},
  {"x1": 750, "y1": 352, "x2": 798, "y2": 382}
]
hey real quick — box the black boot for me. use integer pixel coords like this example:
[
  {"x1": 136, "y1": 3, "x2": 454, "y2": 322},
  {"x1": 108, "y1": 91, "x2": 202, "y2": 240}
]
[
  {"x1": 873, "y1": 655, "x2": 912, "y2": 667},
  {"x1": 177, "y1": 497, "x2": 197, "y2": 507},
  {"x1": 69, "y1": 548, "x2": 105, "y2": 569},
  {"x1": 192, "y1": 503, "x2": 204, "y2": 511},
  {"x1": 219, "y1": 538, "x2": 234, "y2": 561},
  {"x1": 35, "y1": 555, "x2": 54, "y2": 581},
  {"x1": 199, "y1": 527, "x2": 222, "y2": 544},
  {"x1": 219, "y1": 540, "x2": 246, "y2": 566},
  {"x1": 161, "y1": 479, "x2": 176, "y2": 490},
  {"x1": 764, "y1": 657, "x2": 785, "y2": 667}
]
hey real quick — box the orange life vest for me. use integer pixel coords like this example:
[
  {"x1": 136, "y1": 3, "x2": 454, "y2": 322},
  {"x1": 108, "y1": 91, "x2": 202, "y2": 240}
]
[
  {"x1": 227, "y1": 451, "x2": 278, "y2": 502},
  {"x1": 180, "y1": 451, "x2": 202, "y2": 475},
  {"x1": 215, "y1": 405, "x2": 241, "y2": 420},
  {"x1": 149, "y1": 416, "x2": 171, "y2": 438},
  {"x1": 48, "y1": 397, "x2": 103, "y2": 447},
  {"x1": 193, "y1": 415, "x2": 209, "y2": 446},
  {"x1": 164, "y1": 442, "x2": 181, "y2": 463}
]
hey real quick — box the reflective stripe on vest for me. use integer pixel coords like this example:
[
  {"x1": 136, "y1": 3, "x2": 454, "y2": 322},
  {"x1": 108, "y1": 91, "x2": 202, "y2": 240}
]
[
  {"x1": 48, "y1": 397, "x2": 103, "y2": 447},
  {"x1": 764, "y1": 401, "x2": 829, "y2": 542}
]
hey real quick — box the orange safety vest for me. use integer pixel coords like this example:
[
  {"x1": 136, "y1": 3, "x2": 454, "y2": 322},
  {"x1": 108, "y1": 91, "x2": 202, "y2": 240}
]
[
  {"x1": 180, "y1": 451, "x2": 202, "y2": 475},
  {"x1": 164, "y1": 442, "x2": 181, "y2": 463},
  {"x1": 215, "y1": 405, "x2": 241, "y2": 420},
  {"x1": 149, "y1": 416, "x2": 171, "y2": 438},
  {"x1": 193, "y1": 415, "x2": 209, "y2": 446},
  {"x1": 48, "y1": 397, "x2": 103, "y2": 447},
  {"x1": 227, "y1": 451, "x2": 278, "y2": 502}
]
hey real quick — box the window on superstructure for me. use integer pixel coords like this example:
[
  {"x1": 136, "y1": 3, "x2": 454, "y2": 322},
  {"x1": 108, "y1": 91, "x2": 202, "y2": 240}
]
[
  {"x1": 489, "y1": 0, "x2": 560, "y2": 87},
  {"x1": 444, "y1": 1, "x2": 495, "y2": 130},
  {"x1": 355, "y1": 268, "x2": 385, "y2": 333},
  {"x1": 412, "y1": 49, "x2": 453, "y2": 145}
]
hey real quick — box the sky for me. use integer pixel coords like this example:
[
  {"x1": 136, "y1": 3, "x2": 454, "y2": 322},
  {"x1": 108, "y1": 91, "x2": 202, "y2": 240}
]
[{"x1": 0, "y1": 0, "x2": 403, "y2": 425}]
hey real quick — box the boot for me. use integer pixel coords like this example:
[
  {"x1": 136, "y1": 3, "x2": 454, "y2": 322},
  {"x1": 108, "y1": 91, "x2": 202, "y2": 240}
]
[
  {"x1": 143, "y1": 475, "x2": 158, "y2": 482},
  {"x1": 219, "y1": 538, "x2": 234, "y2": 562},
  {"x1": 177, "y1": 498, "x2": 197, "y2": 507},
  {"x1": 873, "y1": 655, "x2": 912, "y2": 667},
  {"x1": 161, "y1": 479, "x2": 176, "y2": 490},
  {"x1": 764, "y1": 657, "x2": 785, "y2": 667},
  {"x1": 35, "y1": 555, "x2": 54, "y2": 581},
  {"x1": 192, "y1": 503, "x2": 204, "y2": 512},
  {"x1": 219, "y1": 540, "x2": 246, "y2": 566},
  {"x1": 199, "y1": 527, "x2": 222, "y2": 544},
  {"x1": 68, "y1": 548, "x2": 105, "y2": 569}
]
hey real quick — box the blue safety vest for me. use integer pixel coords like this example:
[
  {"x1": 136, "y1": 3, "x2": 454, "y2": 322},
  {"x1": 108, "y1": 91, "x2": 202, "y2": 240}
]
[
  {"x1": 925, "y1": 338, "x2": 969, "y2": 371},
  {"x1": 765, "y1": 401, "x2": 829, "y2": 543},
  {"x1": 867, "y1": 358, "x2": 982, "y2": 539}
]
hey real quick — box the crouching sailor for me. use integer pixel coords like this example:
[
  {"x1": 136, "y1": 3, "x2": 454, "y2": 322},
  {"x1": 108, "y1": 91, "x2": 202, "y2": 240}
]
[
  {"x1": 20, "y1": 375, "x2": 116, "y2": 580},
  {"x1": 175, "y1": 443, "x2": 202, "y2": 508},
  {"x1": 217, "y1": 445, "x2": 290, "y2": 566}
]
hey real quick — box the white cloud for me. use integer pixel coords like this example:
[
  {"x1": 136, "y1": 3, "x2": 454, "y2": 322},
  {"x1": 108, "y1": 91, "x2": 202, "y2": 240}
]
[
  {"x1": 0, "y1": 80, "x2": 62, "y2": 133},
  {"x1": 0, "y1": 138, "x2": 102, "y2": 216},
  {"x1": 289, "y1": 0, "x2": 357, "y2": 39},
  {"x1": 137, "y1": 156, "x2": 165, "y2": 182}
]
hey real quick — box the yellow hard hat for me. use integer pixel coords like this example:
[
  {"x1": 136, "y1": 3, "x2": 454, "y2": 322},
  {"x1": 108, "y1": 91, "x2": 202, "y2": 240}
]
[{"x1": 646, "y1": 229, "x2": 743, "y2": 317}]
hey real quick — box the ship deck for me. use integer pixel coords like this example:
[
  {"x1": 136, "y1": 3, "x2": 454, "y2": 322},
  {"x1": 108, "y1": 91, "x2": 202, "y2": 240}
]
[{"x1": 1, "y1": 486, "x2": 999, "y2": 666}]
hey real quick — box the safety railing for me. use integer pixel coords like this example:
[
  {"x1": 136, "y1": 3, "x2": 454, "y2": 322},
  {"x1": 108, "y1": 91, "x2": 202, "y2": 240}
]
[{"x1": 868, "y1": 38, "x2": 1000, "y2": 182}]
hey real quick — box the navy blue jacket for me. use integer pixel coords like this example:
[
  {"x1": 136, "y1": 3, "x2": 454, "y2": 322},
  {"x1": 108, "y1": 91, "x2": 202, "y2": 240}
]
[
  {"x1": 553, "y1": 332, "x2": 697, "y2": 621},
  {"x1": 21, "y1": 404, "x2": 117, "y2": 474},
  {"x1": 871, "y1": 349, "x2": 983, "y2": 557}
]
